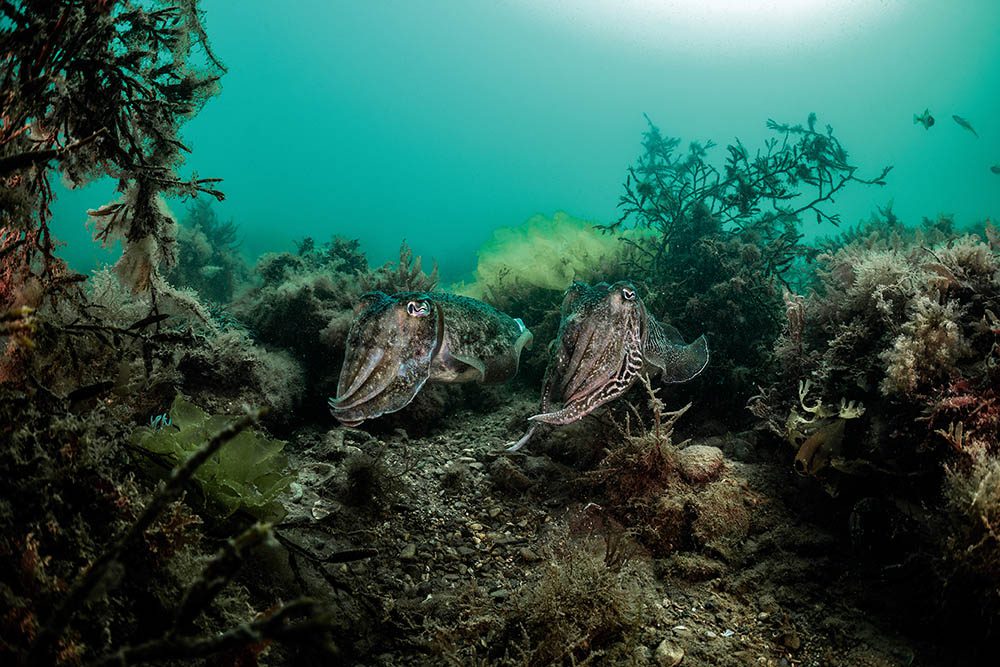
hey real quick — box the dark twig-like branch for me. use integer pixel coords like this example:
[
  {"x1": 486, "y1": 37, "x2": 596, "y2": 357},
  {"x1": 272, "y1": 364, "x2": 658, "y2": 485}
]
[
  {"x1": 27, "y1": 407, "x2": 267, "y2": 666},
  {"x1": 86, "y1": 598, "x2": 334, "y2": 667},
  {"x1": 0, "y1": 127, "x2": 107, "y2": 176}
]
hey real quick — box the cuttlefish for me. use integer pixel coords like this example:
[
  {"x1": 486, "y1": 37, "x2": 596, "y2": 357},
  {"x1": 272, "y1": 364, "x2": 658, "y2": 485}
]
[
  {"x1": 508, "y1": 280, "x2": 708, "y2": 450},
  {"x1": 330, "y1": 291, "x2": 532, "y2": 426}
]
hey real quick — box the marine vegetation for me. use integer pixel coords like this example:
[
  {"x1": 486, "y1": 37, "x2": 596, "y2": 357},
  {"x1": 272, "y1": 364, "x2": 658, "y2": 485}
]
[
  {"x1": 166, "y1": 200, "x2": 248, "y2": 304},
  {"x1": 132, "y1": 395, "x2": 295, "y2": 521},
  {"x1": 460, "y1": 211, "x2": 632, "y2": 307},
  {"x1": 331, "y1": 291, "x2": 533, "y2": 426},
  {"x1": 1, "y1": 0, "x2": 226, "y2": 310},
  {"x1": 510, "y1": 280, "x2": 707, "y2": 450},
  {"x1": 605, "y1": 114, "x2": 892, "y2": 419},
  {"x1": 750, "y1": 211, "x2": 1000, "y2": 636}
]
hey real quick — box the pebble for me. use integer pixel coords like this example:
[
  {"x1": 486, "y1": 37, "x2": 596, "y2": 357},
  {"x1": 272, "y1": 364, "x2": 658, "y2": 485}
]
[
  {"x1": 399, "y1": 543, "x2": 417, "y2": 560},
  {"x1": 677, "y1": 445, "x2": 725, "y2": 483},
  {"x1": 654, "y1": 639, "x2": 684, "y2": 667},
  {"x1": 519, "y1": 547, "x2": 542, "y2": 562}
]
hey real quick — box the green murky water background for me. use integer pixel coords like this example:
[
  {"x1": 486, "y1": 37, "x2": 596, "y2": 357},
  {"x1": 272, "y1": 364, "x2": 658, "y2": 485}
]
[{"x1": 51, "y1": 0, "x2": 1000, "y2": 281}]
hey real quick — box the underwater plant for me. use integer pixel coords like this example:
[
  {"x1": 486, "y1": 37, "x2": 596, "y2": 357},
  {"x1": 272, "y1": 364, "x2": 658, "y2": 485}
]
[
  {"x1": 606, "y1": 114, "x2": 892, "y2": 418},
  {"x1": 0, "y1": 384, "x2": 336, "y2": 664},
  {"x1": 1, "y1": 0, "x2": 226, "y2": 309},
  {"x1": 459, "y1": 211, "x2": 632, "y2": 304},
  {"x1": 750, "y1": 213, "x2": 1000, "y2": 635},
  {"x1": 166, "y1": 200, "x2": 249, "y2": 304},
  {"x1": 131, "y1": 395, "x2": 295, "y2": 521}
]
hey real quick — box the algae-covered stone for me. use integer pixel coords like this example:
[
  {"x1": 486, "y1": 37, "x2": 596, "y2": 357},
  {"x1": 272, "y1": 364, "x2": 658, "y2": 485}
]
[{"x1": 677, "y1": 445, "x2": 725, "y2": 483}]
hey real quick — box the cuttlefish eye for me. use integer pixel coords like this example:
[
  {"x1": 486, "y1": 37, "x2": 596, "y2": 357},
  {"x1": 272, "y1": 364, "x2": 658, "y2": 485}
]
[
  {"x1": 406, "y1": 300, "x2": 431, "y2": 317},
  {"x1": 621, "y1": 287, "x2": 636, "y2": 301}
]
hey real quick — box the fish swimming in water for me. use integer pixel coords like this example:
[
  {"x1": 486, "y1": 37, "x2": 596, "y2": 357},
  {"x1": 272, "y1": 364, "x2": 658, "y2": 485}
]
[
  {"x1": 508, "y1": 280, "x2": 708, "y2": 450},
  {"x1": 913, "y1": 109, "x2": 934, "y2": 130},
  {"x1": 952, "y1": 114, "x2": 978, "y2": 137},
  {"x1": 331, "y1": 291, "x2": 532, "y2": 426}
]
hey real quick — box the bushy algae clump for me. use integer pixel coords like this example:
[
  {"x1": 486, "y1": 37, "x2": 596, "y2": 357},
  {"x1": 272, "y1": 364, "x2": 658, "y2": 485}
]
[
  {"x1": 458, "y1": 211, "x2": 631, "y2": 304},
  {"x1": 607, "y1": 115, "x2": 892, "y2": 419},
  {"x1": 750, "y1": 212, "x2": 1000, "y2": 633},
  {"x1": 132, "y1": 395, "x2": 294, "y2": 521},
  {"x1": 166, "y1": 200, "x2": 249, "y2": 304}
]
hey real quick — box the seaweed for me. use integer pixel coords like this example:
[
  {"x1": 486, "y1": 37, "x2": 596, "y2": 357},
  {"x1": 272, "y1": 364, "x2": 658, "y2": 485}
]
[
  {"x1": 131, "y1": 395, "x2": 295, "y2": 522},
  {"x1": 1, "y1": 0, "x2": 226, "y2": 310},
  {"x1": 605, "y1": 114, "x2": 892, "y2": 418},
  {"x1": 166, "y1": 200, "x2": 249, "y2": 304}
]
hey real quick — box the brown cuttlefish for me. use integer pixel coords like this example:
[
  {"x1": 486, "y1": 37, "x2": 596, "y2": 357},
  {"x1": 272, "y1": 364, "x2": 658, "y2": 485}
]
[
  {"x1": 330, "y1": 291, "x2": 533, "y2": 426},
  {"x1": 508, "y1": 280, "x2": 708, "y2": 451}
]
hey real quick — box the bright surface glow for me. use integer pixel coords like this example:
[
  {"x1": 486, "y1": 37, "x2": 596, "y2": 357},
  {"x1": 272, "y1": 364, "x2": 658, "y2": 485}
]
[{"x1": 515, "y1": 0, "x2": 900, "y2": 55}]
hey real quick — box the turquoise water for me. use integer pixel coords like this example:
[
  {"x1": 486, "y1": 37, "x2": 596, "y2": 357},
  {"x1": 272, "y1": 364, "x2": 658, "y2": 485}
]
[{"x1": 52, "y1": 0, "x2": 1000, "y2": 282}]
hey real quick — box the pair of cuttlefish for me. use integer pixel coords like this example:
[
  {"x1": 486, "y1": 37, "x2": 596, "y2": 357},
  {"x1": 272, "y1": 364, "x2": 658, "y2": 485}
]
[{"x1": 329, "y1": 281, "x2": 709, "y2": 450}]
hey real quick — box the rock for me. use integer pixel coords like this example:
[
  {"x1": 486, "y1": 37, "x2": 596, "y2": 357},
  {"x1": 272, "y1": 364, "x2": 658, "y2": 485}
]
[
  {"x1": 654, "y1": 639, "x2": 684, "y2": 667},
  {"x1": 399, "y1": 543, "x2": 417, "y2": 560},
  {"x1": 677, "y1": 445, "x2": 725, "y2": 483},
  {"x1": 519, "y1": 547, "x2": 542, "y2": 562},
  {"x1": 489, "y1": 457, "x2": 533, "y2": 493}
]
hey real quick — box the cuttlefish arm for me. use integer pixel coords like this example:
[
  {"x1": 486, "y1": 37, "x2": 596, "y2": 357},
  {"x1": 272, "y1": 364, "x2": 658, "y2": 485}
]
[
  {"x1": 644, "y1": 318, "x2": 709, "y2": 382},
  {"x1": 329, "y1": 292, "x2": 443, "y2": 426},
  {"x1": 528, "y1": 322, "x2": 645, "y2": 425}
]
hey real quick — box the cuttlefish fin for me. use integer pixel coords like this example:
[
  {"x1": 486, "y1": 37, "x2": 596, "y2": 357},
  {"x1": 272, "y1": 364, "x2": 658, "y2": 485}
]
[
  {"x1": 513, "y1": 322, "x2": 533, "y2": 355},
  {"x1": 646, "y1": 334, "x2": 709, "y2": 383},
  {"x1": 451, "y1": 352, "x2": 487, "y2": 381}
]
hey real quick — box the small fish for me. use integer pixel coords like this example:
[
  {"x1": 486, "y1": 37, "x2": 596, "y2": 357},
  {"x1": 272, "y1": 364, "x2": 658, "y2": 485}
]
[
  {"x1": 913, "y1": 109, "x2": 934, "y2": 129},
  {"x1": 952, "y1": 114, "x2": 978, "y2": 137},
  {"x1": 990, "y1": 165, "x2": 1000, "y2": 174}
]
